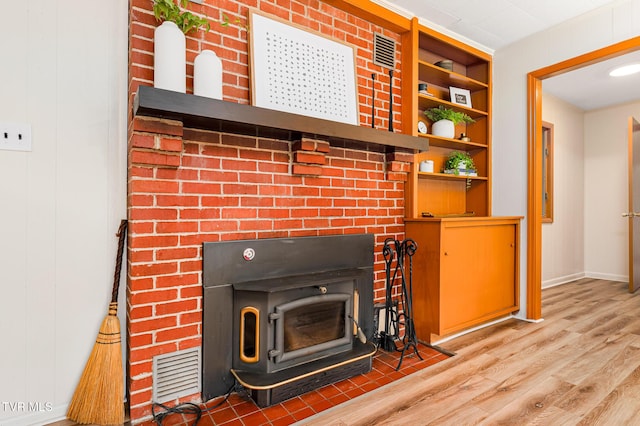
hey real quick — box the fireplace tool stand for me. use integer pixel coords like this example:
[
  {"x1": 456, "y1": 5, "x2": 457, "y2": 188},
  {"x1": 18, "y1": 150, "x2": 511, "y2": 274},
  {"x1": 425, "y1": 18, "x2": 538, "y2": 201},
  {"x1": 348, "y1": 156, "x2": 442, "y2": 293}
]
[{"x1": 382, "y1": 238, "x2": 422, "y2": 370}]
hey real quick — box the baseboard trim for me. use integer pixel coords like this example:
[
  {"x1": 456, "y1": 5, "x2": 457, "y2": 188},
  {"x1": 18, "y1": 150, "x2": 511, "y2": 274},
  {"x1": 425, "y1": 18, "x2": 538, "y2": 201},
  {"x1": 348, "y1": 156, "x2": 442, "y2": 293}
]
[
  {"x1": 542, "y1": 272, "x2": 586, "y2": 289},
  {"x1": 542, "y1": 272, "x2": 628, "y2": 289},
  {"x1": 584, "y1": 272, "x2": 627, "y2": 282},
  {"x1": 430, "y1": 315, "x2": 517, "y2": 346}
]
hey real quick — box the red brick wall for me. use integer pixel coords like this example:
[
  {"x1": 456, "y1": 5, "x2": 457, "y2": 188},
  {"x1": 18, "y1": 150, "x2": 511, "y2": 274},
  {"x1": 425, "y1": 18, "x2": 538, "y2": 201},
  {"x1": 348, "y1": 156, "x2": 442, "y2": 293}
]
[{"x1": 127, "y1": 0, "x2": 409, "y2": 423}]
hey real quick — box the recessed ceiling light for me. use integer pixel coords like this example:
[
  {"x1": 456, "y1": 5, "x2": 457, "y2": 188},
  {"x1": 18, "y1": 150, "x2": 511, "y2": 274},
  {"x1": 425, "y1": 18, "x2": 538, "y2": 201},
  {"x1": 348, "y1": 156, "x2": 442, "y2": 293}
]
[{"x1": 609, "y1": 63, "x2": 640, "y2": 77}]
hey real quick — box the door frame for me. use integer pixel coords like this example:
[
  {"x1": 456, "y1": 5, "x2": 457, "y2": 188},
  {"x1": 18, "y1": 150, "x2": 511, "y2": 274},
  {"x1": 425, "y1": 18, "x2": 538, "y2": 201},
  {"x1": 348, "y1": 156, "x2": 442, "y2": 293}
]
[
  {"x1": 526, "y1": 37, "x2": 640, "y2": 319},
  {"x1": 628, "y1": 117, "x2": 640, "y2": 293}
]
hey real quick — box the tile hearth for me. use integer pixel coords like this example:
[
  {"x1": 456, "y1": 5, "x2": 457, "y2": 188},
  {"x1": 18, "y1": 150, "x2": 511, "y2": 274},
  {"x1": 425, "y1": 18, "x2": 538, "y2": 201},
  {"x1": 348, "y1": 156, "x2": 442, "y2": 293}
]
[{"x1": 142, "y1": 344, "x2": 449, "y2": 426}]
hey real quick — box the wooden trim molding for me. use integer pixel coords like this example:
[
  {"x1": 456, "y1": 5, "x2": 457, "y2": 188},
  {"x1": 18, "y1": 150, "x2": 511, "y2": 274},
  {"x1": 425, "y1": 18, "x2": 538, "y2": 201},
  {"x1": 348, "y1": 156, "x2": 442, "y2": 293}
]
[
  {"x1": 628, "y1": 117, "x2": 635, "y2": 293},
  {"x1": 526, "y1": 36, "x2": 640, "y2": 321},
  {"x1": 529, "y1": 37, "x2": 640, "y2": 80},
  {"x1": 527, "y1": 73, "x2": 543, "y2": 320},
  {"x1": 322, "y1": 0, "x2": 411, "y2": 33}
]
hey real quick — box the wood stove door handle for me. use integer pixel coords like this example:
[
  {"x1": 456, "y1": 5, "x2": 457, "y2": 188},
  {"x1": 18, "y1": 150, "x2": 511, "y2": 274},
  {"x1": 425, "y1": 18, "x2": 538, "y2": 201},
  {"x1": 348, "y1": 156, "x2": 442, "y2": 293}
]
[
  {"x1": 268, "y1": 312, "x2": 281, "y2": 322},
  {"x1": 268, "y1": 349, "x2": 281, "y2": 360},
  {"x1": 239, "y1": 306, "x2": 260, "y2": 364}
]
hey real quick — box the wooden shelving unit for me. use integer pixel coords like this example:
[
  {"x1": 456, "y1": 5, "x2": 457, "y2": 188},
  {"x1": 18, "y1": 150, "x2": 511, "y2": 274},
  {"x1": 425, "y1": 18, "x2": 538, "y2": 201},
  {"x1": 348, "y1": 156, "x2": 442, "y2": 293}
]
[
  {"x1": 400, "y1": 19, "x2": 521, "y2": 343},
  {"x1": 404, "y1": 21, "x2": 492, "y2": 219}
]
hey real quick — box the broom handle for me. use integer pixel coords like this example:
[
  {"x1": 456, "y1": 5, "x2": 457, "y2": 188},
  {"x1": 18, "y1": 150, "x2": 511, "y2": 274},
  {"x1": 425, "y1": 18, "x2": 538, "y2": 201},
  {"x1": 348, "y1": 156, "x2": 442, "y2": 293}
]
[{"x1": 111, "y1": 219, "x2": 128, "y2": 305}]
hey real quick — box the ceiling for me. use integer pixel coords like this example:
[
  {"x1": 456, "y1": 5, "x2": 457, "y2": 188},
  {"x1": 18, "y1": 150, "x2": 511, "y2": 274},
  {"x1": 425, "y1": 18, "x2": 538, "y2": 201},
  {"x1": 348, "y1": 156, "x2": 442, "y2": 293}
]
[
  {"x1": 380, "y1": 0, "x2": 640, "y2": 110},
  {"x1": 542, "y1": 50, "x2": 640, "y2": 111}
]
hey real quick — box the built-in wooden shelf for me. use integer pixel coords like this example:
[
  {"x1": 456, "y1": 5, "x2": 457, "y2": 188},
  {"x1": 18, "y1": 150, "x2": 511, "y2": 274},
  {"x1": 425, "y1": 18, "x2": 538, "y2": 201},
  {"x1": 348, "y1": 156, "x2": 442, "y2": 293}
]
[
  {"x1": 417, "y1": 60, "x2": 488, "y2": 92},
  {"x1": 418, "y1": 133, "x2": 487, "y2": 151},
  {"x1": 417, "y1": 172, "x2": 488, "y2": 182},
  {"x1": 133, "y1": 86, "x2": 429, "y2": 152},
  {"x1": 417, "y1": 94, "x2": 488, "y2": 120}
]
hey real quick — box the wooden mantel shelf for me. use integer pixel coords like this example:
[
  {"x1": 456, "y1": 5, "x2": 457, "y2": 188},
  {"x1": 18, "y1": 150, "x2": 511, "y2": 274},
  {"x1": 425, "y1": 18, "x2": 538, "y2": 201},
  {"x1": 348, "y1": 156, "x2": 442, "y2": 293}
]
[{"x1": 133, "y1": 86, "x2": 428, "y2": 152}]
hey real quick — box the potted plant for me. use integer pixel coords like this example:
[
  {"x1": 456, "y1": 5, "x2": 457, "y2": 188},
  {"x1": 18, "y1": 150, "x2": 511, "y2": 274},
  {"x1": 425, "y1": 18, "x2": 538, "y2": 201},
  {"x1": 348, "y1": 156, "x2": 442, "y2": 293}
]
[
  {"x1": 424, "y1": 106, "x2": 474, "y2": 139},
  {"x1": 444, "y1": 151, "x2": 475, "y2": 175},
  {"x1": 152, "y1": 0, "x2": 210, "y2": 93},
  {"x1": 153, "y1": 0, "x2": 210, "y2": 34}
]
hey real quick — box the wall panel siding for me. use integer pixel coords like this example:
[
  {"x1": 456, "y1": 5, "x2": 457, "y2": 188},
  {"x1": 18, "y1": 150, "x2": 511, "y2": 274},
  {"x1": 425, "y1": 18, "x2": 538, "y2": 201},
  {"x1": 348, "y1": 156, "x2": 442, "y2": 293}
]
[{"x1": 0, "y1": 1, "x2": 128, "y2": 424}]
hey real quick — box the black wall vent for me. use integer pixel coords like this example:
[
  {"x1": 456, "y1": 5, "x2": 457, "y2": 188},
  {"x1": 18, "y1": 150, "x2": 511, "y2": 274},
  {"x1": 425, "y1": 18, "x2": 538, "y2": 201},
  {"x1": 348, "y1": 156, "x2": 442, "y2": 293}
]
[{"x1": 373, "y1": 33, "x2": 396, "y2": 69}]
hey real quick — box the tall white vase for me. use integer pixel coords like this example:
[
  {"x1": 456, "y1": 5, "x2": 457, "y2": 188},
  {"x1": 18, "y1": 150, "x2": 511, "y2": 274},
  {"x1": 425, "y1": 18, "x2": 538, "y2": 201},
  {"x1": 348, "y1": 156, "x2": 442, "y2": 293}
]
[
  {"x1": 154, "y1": 21, "x2": 186, "y2": 93},
  {"x1": 431, "y1": 119, "x2": 455, "y2": 138},
  {"x1": 194, "y1": 50, "x2": 223, "y2": 99}
]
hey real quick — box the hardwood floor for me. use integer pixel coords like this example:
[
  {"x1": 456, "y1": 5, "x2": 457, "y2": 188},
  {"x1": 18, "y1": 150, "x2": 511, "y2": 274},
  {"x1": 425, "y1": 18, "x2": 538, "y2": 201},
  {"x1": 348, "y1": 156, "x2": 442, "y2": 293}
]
[{"x1": 299, "y1": 278, "x2": 640, "y2": 425}]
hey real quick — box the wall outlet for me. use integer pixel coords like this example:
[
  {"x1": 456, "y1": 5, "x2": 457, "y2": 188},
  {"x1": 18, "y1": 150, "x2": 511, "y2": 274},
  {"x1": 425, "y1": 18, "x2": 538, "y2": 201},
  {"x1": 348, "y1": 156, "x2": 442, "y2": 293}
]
[{"x1": 0, "y1": 123, "x2": 32, "y2": 151}]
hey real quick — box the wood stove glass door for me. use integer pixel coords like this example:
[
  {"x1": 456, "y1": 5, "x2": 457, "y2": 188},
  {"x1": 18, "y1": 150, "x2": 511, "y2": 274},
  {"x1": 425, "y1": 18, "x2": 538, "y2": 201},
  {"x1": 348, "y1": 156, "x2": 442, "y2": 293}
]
[{"x1": 272, "y1": 293, "x2": 352, "y2": 364}]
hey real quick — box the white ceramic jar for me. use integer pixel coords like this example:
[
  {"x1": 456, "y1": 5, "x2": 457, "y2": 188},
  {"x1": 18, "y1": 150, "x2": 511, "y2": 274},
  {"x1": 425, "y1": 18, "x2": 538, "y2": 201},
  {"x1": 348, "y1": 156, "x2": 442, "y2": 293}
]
[{"x1": 194, "y1": 50, "x2": 223, "y2": 99}]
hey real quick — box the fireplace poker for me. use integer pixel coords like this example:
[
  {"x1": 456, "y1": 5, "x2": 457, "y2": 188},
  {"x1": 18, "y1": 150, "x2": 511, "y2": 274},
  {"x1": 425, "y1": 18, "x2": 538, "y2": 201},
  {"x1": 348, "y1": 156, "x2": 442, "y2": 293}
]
[
  {"x1": 381, "y1": 238, "x2": 423, "y2": 369},
  {"x1": 380, "y1": 239, "x2": 398, "y2": 352},
  {"x1": 394, "y1": 238, "x2": 422, "y2": 371}
]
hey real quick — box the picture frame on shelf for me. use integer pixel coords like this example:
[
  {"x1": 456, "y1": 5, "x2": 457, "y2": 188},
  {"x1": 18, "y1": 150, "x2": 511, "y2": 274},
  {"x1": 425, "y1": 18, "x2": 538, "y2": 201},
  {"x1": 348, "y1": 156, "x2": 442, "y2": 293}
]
[{"x1": 450, "y1": 87, "x2": 472, "y2": 108}]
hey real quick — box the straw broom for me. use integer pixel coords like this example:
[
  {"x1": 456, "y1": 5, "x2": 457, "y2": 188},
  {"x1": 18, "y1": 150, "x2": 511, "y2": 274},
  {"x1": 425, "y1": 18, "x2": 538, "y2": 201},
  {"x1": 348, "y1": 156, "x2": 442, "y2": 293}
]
[{"x1": 67, "y1": 219, "x2": 127, "y2": 425}]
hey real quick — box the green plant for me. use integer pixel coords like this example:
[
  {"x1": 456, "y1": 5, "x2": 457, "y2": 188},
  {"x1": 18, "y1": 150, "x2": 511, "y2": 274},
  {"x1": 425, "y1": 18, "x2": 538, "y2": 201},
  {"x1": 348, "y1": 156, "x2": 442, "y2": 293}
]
[
  {"x1": 424, "y1": 106, "x2": 475, "y2": 125},
  {"x1": 152, "y1": 0, "x2": 210, "y2": 34},
  {"x1": 445, "y1": 151, "x2": 475, "y2": 172},
  {"x1": 220, "y1": 12, "x2": 249, "y2": 31}
]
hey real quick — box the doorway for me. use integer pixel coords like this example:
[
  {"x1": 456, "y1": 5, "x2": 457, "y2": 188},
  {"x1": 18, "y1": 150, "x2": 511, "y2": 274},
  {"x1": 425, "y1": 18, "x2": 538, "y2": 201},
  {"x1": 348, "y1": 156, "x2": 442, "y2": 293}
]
[{"x1": 526, "y1": 37, "x2": 640, "y2": 319}]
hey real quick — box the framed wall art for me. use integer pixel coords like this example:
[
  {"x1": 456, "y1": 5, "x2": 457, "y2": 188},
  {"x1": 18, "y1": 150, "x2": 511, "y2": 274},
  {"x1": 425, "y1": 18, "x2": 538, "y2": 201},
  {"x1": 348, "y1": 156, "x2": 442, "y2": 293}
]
[
  {"x1": 449, "y1": 87, "x2": 472, "y2": 108},
  {"x1": 249, "y1": 10, "x2": 359, "y2": 125}
]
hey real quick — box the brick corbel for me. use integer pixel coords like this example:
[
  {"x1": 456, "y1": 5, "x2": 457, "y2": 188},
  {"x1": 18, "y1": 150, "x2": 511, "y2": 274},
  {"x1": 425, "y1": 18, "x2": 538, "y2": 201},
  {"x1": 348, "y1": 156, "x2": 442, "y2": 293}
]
[
  {"x1": 130, "y1": 117, "x2": 184, "y2": 168},
  {"x1": 291, "y1": 137, "x2": 329, "y2": 176},
  {"x1": 385, "y1": 148, "x2": 415, "y2": 182}
]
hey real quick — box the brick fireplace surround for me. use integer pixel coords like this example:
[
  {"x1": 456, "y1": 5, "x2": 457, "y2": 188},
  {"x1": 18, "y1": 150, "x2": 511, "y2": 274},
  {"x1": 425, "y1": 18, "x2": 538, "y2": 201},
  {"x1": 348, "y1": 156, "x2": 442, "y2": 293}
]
[{"x1": 127, "y1": 0, "x2": 416, "y2": 423}]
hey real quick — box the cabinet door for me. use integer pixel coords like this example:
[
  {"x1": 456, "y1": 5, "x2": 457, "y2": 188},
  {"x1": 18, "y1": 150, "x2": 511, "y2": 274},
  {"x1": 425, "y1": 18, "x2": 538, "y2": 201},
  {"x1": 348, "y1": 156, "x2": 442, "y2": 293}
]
[{"x1": 439, "y1": 223, "x2": 517, "y2": 334}]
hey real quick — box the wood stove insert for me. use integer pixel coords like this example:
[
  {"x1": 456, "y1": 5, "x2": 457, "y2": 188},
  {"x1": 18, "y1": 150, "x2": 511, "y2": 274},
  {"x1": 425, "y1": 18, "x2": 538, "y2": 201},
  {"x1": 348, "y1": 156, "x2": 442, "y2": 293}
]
[{"x1": 202, "y1": 234, "x2": 376, "y2": 407}]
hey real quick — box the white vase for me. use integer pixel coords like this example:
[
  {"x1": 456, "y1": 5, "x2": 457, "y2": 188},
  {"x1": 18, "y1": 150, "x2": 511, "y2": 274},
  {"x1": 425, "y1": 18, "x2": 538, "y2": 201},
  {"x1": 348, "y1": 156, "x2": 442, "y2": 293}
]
[
  {"x1": 154, "y1": 21, "x2": 186, "y2": 93},
  {"x1": 431, "y1": 119, "x2": 455, "y2": 139},
  {"x1": 194, "y1": 50, "x2": 223, "y2": 99}
]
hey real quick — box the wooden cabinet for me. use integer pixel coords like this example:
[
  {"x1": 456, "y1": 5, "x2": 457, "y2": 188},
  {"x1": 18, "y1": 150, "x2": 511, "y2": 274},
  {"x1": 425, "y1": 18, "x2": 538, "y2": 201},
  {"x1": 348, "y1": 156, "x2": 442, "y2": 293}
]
[
  {"x1": 400, "y1": 21, "x2": 521, "y2": 342},
  {"x1": 405, "y1": 217, "x2": 521, "y2": 343},
  {"x1": 402, "y1": 21, "x2": 493, "y2": 219}
]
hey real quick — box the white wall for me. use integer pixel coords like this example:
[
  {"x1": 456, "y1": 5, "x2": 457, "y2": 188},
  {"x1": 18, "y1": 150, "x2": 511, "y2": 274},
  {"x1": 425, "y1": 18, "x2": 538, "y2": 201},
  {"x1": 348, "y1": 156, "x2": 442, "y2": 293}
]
[
  {"x1": 0, "y1": 1, "x2": 128, "y2": 424},
  {"x1": 584, "y1": 101, "x2": 640, "y2": 280},
  {"x1": 539, "y1": 95, "x2": 640, "y2": 288},
  {"x1": 493, "y1": 0, "x2": 640, "y2": 317},
  {"x1": 541, "y1": 93, "x2": 586, "y2": 287}
]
